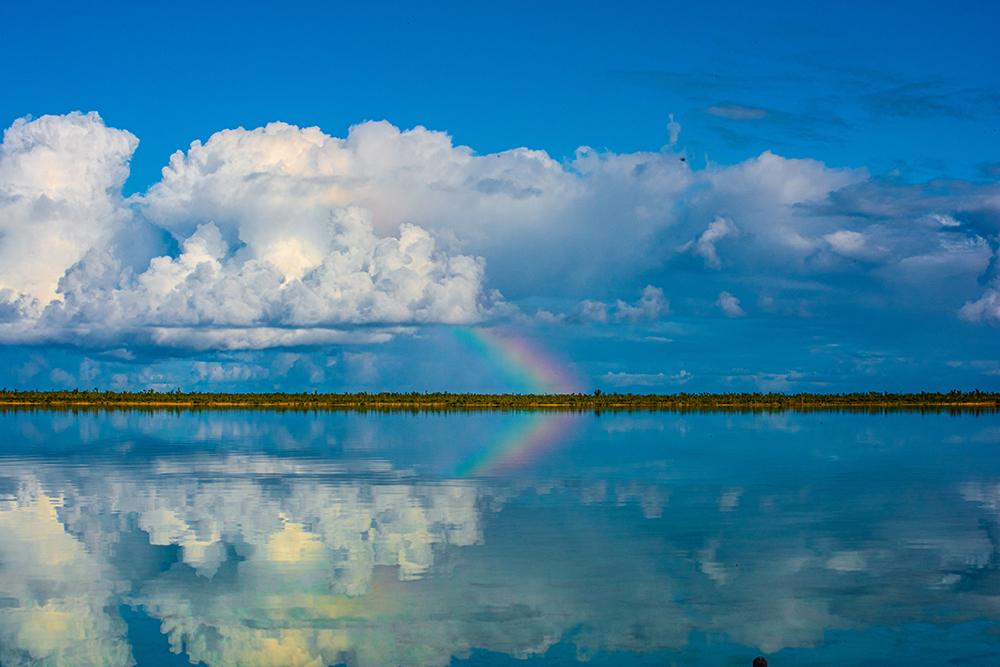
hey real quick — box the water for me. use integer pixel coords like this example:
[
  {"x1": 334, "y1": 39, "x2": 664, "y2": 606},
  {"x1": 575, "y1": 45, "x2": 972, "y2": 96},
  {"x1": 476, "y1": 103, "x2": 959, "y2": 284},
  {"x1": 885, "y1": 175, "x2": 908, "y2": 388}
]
[{"x1": 0, "y1": 408, "x2": 998, "y2": 666}]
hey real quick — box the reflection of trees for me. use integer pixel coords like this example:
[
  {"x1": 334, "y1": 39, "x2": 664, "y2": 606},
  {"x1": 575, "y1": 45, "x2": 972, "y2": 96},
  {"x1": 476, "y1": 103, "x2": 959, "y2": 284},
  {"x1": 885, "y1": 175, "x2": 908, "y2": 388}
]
[{"x1": 0, "y1": 459, "x2": 997, "y2": 666}]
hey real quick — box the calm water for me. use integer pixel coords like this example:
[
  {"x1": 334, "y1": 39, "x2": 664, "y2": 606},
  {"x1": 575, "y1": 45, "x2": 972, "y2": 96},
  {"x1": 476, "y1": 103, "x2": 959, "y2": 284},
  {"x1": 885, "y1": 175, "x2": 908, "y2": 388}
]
[{"x1": 0, "y1": 408, "x2": 999, "y2": 666}]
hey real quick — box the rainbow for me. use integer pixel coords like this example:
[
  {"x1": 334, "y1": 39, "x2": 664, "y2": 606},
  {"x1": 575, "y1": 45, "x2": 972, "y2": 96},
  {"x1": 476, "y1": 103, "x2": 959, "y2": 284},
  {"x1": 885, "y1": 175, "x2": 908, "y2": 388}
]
[
  {"x1": 450, "y1": 327, "x2": 581, "y2": 394},
  {"x1": 443, "y1": 327, "x2": 583, "y2": 477}
]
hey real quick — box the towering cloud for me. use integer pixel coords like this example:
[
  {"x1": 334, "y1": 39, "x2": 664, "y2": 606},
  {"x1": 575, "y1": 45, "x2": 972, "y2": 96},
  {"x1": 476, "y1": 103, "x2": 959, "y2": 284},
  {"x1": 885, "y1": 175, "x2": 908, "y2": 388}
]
[
  {"x1": 0, "y1": 116, "x2": 501, "y2": 349},
  {"x1": 0, "y1": 112, "x2": 136, "y2": 308},
  {"x1": 0, "y1": 112, "x2": 998, "y2": 360}
]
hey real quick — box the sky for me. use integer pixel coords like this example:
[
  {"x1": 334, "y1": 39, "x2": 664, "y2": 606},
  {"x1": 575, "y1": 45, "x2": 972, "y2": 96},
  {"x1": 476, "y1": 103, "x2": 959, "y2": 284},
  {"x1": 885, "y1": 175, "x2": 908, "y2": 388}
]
[{"x1": 1, "y1": 0, "x2": 999, "y2": 393}]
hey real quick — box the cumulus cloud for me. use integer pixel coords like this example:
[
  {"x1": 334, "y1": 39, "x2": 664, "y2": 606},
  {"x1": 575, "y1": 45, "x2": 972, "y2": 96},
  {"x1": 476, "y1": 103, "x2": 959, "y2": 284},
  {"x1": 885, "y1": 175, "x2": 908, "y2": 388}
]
[
  {"x1": 0, "y1": 112, "x2": 136, "y2": 305},
  {"x1": 47, "y1": 208, "x2": 490, "y2": 329},
  {"x1": 533, "y1": 309, "x2": 566, "y2": 324},
  {"x1": 1, "y1": 112, "x2": 999, "y2": 357},
  {"x1": 824, "y1": 230, "x2": 865, "y2": 254},
  {"x1": 680, "y1": 217, "x2": 738, "y2": 269},
  {"x1": 0, "y1": 115, "x2": 501, "y2": 350},
  {"x1": 574, "y1": 299, "x2": 609, "y2": 323},
  {"x1": 717, "y1": 291, "x2": 747, "y2": 318},
  {"x1": 615, "y1": 285, "x2": 670, "y2": 323},
  {"x1": 194, "y1": 360, "x2": 267, "y2": 383},
  {"x1": 959, "y1": 286, "x2": 1000, "y2": 324}
]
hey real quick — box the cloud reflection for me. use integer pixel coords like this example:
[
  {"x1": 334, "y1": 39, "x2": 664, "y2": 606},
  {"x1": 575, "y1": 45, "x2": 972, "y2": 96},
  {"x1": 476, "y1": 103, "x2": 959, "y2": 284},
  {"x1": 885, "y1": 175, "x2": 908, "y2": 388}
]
[{"x1": 0, "y1": 447, "x2": 995, "y2": 666}]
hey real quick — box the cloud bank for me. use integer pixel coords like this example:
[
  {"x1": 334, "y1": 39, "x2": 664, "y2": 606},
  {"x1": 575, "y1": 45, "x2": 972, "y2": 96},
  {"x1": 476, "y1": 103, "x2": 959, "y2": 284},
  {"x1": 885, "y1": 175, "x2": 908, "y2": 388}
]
[
  {"x1": 0, "y1": 114, "x2": 498, "y2": 350},
  {"x1": 1, "y1": 111, "x2": 999, "y2": 360}
]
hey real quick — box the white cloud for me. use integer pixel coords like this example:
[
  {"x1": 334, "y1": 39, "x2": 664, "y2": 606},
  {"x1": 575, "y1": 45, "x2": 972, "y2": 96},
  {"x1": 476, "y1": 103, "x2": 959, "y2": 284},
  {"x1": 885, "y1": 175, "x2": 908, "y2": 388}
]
[
  {"x1": 930, "y1": 214, "x2": 961, "y2": 227},
  {"x1": 667, "y1": 114, "x2": 681, "y2": 145},
  {"x1": 959, "y1": 284, "x2": 1000, "y2": 324},
  {"x1": 271, "y1": 352, "x2": 301, "y2": 376},
  {"x1": 575, "y1": 300, "x2": 608, "y2": 323},
  {"x1": 615, "y1": 285, "x2": 670, "y2": 322},
  {"x1": 533, "y1": 309, "x2": 566, "y2": 324},
  {"x1": 603, "y1": 370, "x2": 692, "y2": 387},
  {"x1": 193, "y1": 361, "x2": 267, "y2": 383},
  {"x1": 680, "y1": 217, "x2": 738, "y2": 269},
  {"x1": 1, "y1": 112, "x2": 999, "y2": 353},
  {"x1": 55, "y1": 206, "x2": 490, "y2": 330},
  {"x1": 743, "y1": 371, "x2": 806, "y2": 392},
  {"x1": 0, "y1": 112, "x2": 137, "y2": 305},
  {"x1": 0, "y1": 116, "x2": 502, "y2": 350},
  {"x1": 823, "y1": 230, "x2": 865, "y2": 254},
  {"x1": 717, "y1": 291, "x2": 747, "y2": 318}
]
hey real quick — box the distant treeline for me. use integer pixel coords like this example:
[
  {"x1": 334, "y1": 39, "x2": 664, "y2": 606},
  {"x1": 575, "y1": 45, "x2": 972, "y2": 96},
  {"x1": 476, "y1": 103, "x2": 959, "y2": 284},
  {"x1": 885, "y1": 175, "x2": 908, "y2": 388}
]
[{"x1": 1, "y1": 388, "x2": 999, "y2": 412}]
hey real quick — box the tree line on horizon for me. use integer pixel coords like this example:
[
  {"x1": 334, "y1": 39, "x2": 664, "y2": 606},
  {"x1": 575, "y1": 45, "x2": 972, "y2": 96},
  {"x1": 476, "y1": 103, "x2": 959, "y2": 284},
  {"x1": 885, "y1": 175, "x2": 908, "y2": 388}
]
[{"x1": 0, "y1": 388, "x2": 998, "y2": 411}]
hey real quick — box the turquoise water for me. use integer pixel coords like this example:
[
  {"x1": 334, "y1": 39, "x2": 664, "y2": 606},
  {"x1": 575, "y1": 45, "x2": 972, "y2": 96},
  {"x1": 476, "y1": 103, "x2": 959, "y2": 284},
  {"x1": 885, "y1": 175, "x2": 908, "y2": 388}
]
[{"x1": 0, "y1": 408, "x2": 998, "y2": 666}]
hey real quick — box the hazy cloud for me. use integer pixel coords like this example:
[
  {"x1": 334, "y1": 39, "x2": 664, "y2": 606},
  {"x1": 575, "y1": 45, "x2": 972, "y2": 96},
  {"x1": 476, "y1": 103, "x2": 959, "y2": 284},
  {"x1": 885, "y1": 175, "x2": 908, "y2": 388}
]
[
  {"x1": 959, "y1": 286, "x2": 1000, "y2": 324},
  {"x1": 575, "y1": 300, "x2": 609, "y2": 324},
  {"x1": 681, "y1": 217, "x2": 739, "y2": 270},
  {"x1": 979, "y1": 161, "x2": 1000, "y2": 178},
  {"x1": 615, "y1": 285, "x2": 670, "y2": 323},
  {"x1": 717, "y1": 291, "x2": 747, "y2": 318},
  {"x1": 705, "y1": 105, "x2": 768, "y2": 120},
  {"x1": 860, "y1": 81, "x2": 1000, "y2": 120},
  {"x1": 667, "y1": 114, "x2": 682, "y2": 145},
  {"x1": 603, "y1": 370, "x2": 692, "y2": 387}
]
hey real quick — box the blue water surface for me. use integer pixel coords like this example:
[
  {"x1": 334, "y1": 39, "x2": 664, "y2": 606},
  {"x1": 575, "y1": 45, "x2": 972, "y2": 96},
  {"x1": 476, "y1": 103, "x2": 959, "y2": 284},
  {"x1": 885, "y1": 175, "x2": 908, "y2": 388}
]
[{"x1": 0, "y1": 408, "x2": 997, "y2": 666}]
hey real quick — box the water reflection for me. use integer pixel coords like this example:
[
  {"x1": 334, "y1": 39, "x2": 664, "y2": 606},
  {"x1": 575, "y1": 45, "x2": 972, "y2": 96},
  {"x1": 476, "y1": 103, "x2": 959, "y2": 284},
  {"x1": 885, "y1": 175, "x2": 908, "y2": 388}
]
[{"x1": 0, "y1": 410, "x2": 998, "y2": 666}]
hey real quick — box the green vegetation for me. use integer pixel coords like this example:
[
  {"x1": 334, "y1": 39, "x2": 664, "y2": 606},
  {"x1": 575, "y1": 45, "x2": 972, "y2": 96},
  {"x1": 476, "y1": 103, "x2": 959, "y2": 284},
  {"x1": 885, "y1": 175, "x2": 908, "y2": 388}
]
[{"x1": 0, "y1": 388, "x2": 998, "y2": 413}]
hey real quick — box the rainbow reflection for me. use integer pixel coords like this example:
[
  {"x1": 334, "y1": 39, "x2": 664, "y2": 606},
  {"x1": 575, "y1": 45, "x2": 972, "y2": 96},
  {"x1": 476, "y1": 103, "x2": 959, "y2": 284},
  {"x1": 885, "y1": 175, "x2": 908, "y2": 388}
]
[
  {"x1": 446, "y1": 328, "x2": 582, "y2": 477},
  {"x1": 453, "y1": 411, "x2": 577, "y2": 477}
]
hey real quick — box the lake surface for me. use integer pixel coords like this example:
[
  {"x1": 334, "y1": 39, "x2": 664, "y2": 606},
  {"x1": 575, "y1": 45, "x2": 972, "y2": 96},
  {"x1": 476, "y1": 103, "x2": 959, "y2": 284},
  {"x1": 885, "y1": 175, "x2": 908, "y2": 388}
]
[{"x1": 0, "y1": 408, "x2": 998, "y2": 666}]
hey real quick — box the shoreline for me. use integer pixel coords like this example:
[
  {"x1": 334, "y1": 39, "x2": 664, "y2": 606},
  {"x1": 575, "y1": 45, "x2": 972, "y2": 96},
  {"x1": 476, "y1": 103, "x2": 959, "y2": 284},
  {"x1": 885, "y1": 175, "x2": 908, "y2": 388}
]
[{"x1": 1, "y1": 390, "x2": 999, "y2": 411}]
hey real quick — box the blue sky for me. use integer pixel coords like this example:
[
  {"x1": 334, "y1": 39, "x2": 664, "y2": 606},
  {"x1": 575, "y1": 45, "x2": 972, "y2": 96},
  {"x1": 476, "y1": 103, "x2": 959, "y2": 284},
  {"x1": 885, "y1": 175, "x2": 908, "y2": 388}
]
[{"x1": 1, "y1": 0, "x2": 999, "y2": 393}]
